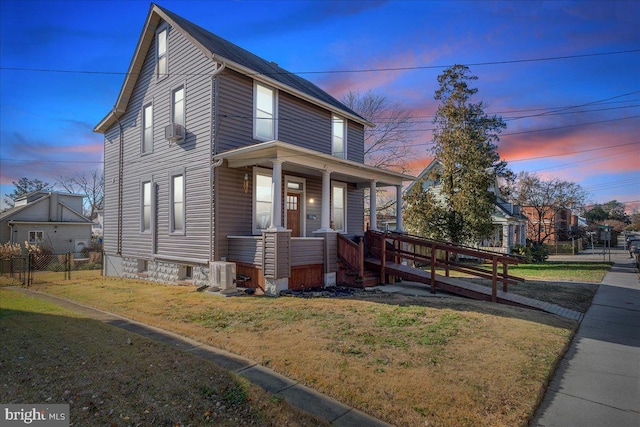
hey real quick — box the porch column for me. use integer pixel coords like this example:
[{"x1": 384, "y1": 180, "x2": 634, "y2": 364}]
[
  {"x1": 318, "y1": 169, "x2": 332, "y2": 232},
  {"x1": 270, "y1": 159, "x2": 284, "y2": 230},
  {"x1": 395, "y1": 184, "x2": 404, "y2": 232},
  {"x1": 370, "y1": 180, "x2": 378, "y2": 231}
]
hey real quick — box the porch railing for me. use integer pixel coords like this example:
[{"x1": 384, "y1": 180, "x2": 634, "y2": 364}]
[
  {"x1": 337, "y1": 234, "x2": 364, "y2": 279},
  {"x1": 366, "y1": 230, "x2": 524, "y2": 302}
]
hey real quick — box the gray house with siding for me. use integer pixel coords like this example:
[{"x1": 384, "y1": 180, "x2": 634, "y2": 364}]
[
  {"x1": 94, "y1": 4, "x2": 412, "y2": 294},
  {"x1": 0, "y1": 191, "x2": 92, "y2": 254},
  {"x1": 405, "y1": 159, "x2": 527, "y2": 254}
]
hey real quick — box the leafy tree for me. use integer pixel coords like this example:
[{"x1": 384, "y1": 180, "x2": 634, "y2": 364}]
[
  {"x1": 505, "y1": 172, "x2": 587, "y2": 245},
  {"x1": 3, "y1": 177, "x2": 53, "y2": 207},
  {"x1": 57, "y1": 168, "x2": 104, "y2": 218},
  {"x1": 628, "y1": 209, "x2": 640, "y2": 231},
  {"x1": 405, "y1": 65, "x2": 507, "y2": 245},
  {"x1": 585, "y1": 200, "x2": 629, "y2": 224}
]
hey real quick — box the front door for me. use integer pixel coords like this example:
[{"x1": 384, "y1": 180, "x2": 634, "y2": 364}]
[{"x1": 286, "y1": 192, "x2": 301, "y2": 237}]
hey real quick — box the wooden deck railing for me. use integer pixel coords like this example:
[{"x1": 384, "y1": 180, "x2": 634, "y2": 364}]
[
  {"x1": 366, "y1": 230, "x2": 524, "y2": 302},
  {"x1": 337, "y1": 234, "x2": 364, "y2": 279}
]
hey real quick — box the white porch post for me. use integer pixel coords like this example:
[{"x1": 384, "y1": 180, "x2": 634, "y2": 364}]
[
  {"x1": 370, "y1": 180, "x2": 378, "y2": 231},
  {"x1": 318, "y1": 169, "x2": 332, "y2": 232},
  {"x1": 270, "y1": 159, "x2": 284, "y2": 230},
  {"x1": 395, "y1": 184, "x2": 404, "y2": 232}
]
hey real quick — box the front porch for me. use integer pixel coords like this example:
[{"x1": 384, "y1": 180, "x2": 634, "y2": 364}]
[{"x1": 215, "y1": 140, "x2": 413, "y2": 294}]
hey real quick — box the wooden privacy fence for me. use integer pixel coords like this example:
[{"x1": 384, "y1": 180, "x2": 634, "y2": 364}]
[{"x1": 365, "y1": 230, "x2": 524, "y2": 302}]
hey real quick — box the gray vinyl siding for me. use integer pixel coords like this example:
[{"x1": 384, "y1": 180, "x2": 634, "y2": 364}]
[
  {"x1": 217, "y1": 70, "x2": 254, "y2": 152},
  {"x1": 291, "y1": 238, "x2": 324, "y2": 266},
  {"x1": 279, "y1": 92, "x2": 331, "y2": 152},
  {"x1": 347, "y1": 121, "x2": 365, "y2": 163},
  {"x1": 214, "y1": 165, "x2": 253, "y2": 259},
  {"x1": 101, "y1": 19, "x2": 368, "y2": 268},
  {"x1": 347, "y1": 184, "x2": 364, "y2": 235},
  {"x1": 103, "y1": 21, "x2": 214, "y2": 262}
]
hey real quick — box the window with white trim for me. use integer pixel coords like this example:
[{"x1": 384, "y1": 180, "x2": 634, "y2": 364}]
[
  {"x1": 28, "y1": 231, "x2": 44, "y2": 244},
  {"x1": 156, "y1": 26, "x2": 168, "y2": 78},
  {"x1": 253, "y1": 168, "x2": 272, "y2": 234},
  {"x1": 332, "y1": 115, "x2": 346, "y2": 158},
  {"x1": 141, "y1": 181, "x2": 152, "y2": 232},
  {"x1": 172, "y1": 86, "x2": 185, "y2": 129},
  {"x1": 331, "y1": 182, "x2": 347, "y2": 232},
  {"x1": 142, "y1": 103, "x2": 153, "y2": 153},
  {"x1": 170, "y1": 173, "x2": 185, "y2": 233},
  {"x1": 254, "y1": 83, "x2": 276, "y2": 141}
]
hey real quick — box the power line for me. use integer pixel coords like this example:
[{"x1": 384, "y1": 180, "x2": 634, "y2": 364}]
[
  {"x1": 506, "y1": 141, "x2": 640, "y2": 163},
  {"x1": 501, "y1": 115, "x2": 640, "y2": 137},
  {"x1": 2, "y1": 49, "x2": 638, "y2": 77}
]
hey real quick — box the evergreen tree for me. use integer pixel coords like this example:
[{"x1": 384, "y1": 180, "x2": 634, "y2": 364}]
[{"x1": 405, "y1": 65, "x2": 507, "y2": 244}]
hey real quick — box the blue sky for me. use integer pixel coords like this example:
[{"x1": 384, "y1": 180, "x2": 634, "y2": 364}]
[{"x1": 1, "y1": 0, "x2": 638, "y2": 211}]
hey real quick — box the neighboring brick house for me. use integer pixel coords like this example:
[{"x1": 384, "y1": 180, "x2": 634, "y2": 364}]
[
  {"x1": 0, "y1": 191, "x2": 92, "y2": 255},
  {"x1": 93, "y1": 4, "x2": 412, "y2": 294},
  {"x1": 404, "y1": 159, "x2": 527, "y2": 254},
  {"x1": 520, "y1": 206, "x2": 575, "y2": 244}
]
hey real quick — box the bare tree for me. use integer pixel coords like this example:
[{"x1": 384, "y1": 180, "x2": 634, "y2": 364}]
[
  {"x1": 57, "y1": 169, "x2": 104, "y2": 218},
  {"x1": 342, "y1": 90, "x2": 414, "y2": 226},
  {"x1": 342, "y1": 90, "x2": 414, "y2": 172},
  {"x1": 505, "y1": 172, "x2": 587, "y2": 245}
]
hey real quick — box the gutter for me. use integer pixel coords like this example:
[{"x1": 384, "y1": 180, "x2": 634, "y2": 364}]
[{"x1": 210, "y1": 60, "x2": 226, "y2": 263}]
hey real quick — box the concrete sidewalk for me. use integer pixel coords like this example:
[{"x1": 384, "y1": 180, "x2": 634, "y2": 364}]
[
  {"x1": 532, "y1": 248, "x2": 640, "y2": 426},
  {"x1": 13, "y1": 288, "x2": 391, "y2": 427}
]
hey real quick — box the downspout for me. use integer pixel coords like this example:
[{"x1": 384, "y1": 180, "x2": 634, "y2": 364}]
[
  {"x1": 114, "y1": 107, "x2": 124, "y2": 256},
  {"x1": 209, "y1": 61, "x2": 226, "y2": 262}
]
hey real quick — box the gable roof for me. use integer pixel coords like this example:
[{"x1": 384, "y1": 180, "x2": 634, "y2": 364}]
[
  {"x1": 94, "y1": 3, "x2": 369, "y2": 133},
  {"x1": 1, "y1": 192, "x2": 91, "y2": 223}
]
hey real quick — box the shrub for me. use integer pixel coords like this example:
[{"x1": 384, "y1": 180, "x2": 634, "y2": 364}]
[
  {"x1": 0, "y1": 242, "x2": 21, "y2": 258},
  {"x1": 47, "y1": 263, "x2": 66, "y2": 272},
  {"x1": 511, "y1": 243, "x2": 549, "y2": 263},
  {"x1": 77, "y1": 262, "x2": 102, "y2": 271}
]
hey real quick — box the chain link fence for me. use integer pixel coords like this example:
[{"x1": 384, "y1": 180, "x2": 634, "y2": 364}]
[{"x1": 0, "y1": 251, "x2": 103, "y2": 287}]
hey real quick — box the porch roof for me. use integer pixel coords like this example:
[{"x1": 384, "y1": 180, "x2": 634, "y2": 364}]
[{"x1": 214, "y1": 140, "x2": 415, "y2": 187}]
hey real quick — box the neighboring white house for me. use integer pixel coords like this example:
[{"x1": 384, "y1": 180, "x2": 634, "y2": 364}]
[
  {"x1": 0, "y1": 191, "x2": 93, "y2": 255},
  {"x1": 405, "y1": 159, "x2": 527, "y2": 254},
  {"x1": 92, "y1": 210, "x2": 104, "y2": 239}
]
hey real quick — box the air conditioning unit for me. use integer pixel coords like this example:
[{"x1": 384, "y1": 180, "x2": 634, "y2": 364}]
[
  {"x1": 210, "y1": 261, "x2": 236, "y2": 294},
  {"x1": 165, "y1": 123, "x2": 184, "y2": 142}
]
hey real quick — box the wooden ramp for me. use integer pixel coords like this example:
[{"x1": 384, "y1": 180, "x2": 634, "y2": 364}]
[{"x1": 364, "y1": 258, "x2": 583, "y2": 321}]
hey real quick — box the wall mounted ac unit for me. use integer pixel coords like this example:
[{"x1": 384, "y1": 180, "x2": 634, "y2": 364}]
[
  {"x1": 210, "y1": 261, "x2": 236, "y2": 293},
  {"x1": 165, "y1": 123, "x2": 184, "y2": 142}
]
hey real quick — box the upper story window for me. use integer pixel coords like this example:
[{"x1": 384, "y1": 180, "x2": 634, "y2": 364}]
[
  {"x1": 156, "y1": 26, "x2": 168, "y2": 78},
  {"x1": 170, "y1": 173, "x2": 185, "y2": 233},
  {"x1": 254, "y1": 83, "x2": 276, "y2": 141},
  {"x1": 172, "y1": 85, "x2": 185, "y2": 129},
  {"x1": 142, "y1": 104, "x2": 153, "y2": 153},
  {"x1": 332, "y1": 115, "x2": 346, "y2": 158},
  {"x1": 141, "y1": 181, "x2": 152, "y2": 232}
]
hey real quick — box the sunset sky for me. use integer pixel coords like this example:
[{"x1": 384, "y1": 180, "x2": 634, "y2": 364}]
[{"x1": 1, "y1": 0, "x2": 638, "y2": 212}]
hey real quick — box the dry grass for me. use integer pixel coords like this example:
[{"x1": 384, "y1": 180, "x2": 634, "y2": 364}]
[
  {"x1": 0, "y1": 288, "x2": 326, "y2": 427},
  {"x1": 433, "y1": 261, "x2": 603, "y2": 313},
  {"x1": 14, "y1": 271, "x2": 582, "y2": 427}
]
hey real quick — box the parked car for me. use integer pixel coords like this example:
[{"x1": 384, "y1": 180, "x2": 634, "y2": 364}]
[{"x1": 628, "y1": 238, "x2": 640, "y2": 257}]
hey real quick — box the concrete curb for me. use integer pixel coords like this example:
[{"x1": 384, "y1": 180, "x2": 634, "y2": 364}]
[{"x1": 10, "y1": 288, "x2": 392, "y2": 427}]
